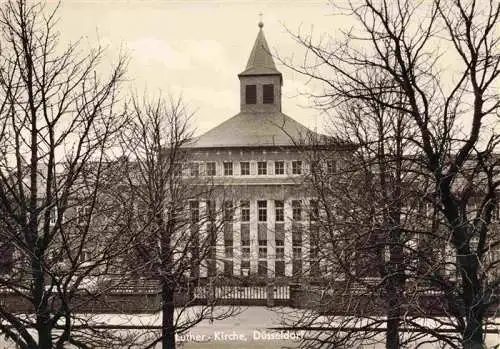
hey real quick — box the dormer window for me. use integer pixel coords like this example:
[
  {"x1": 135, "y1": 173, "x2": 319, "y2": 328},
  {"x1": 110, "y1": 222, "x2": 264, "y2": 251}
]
[
  {"x1": 245, "y1": 85, "x2": 257, "y2": 104},
  {"x1": 263, "y1": 84, "x2": 274, "y2": 104}
]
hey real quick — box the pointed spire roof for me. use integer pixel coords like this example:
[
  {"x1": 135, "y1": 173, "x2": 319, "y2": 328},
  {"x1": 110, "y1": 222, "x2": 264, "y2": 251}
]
[{"x1": 239, "y1": 21, "x2": 282, "y2": 77}]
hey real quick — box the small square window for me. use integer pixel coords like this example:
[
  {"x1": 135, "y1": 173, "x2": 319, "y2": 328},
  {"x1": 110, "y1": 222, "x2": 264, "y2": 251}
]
[
  {"x1": 245, "y1": 85, "x2": 257, "y2": 104},
  {"x1": 292, "y1": 161, "x2": 302, "y2": 175},
  {"x1": 206, "y1": 162, "x2": 216, "y2": 176},
  {"x1": 274, "y1": 161, "x2": 284, "y2": 175},
  {"x1": 240, "y1": 162, "x2": 250, "y2": 175},
  {"x1": 223, "y1": 162, "x2": 233, "y2": 176},
  {"x1": 258, "y1": 161, "x2": 267, "y2": 175}
]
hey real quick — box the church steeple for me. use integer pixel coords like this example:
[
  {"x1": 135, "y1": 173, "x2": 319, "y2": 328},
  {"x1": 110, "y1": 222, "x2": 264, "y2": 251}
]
[
  {"x1": 238, "y1": 21, "x2": 282, "y2": 113},
  {"x1": 239, "y1": 21, "x2": 282, "y2": 77}
]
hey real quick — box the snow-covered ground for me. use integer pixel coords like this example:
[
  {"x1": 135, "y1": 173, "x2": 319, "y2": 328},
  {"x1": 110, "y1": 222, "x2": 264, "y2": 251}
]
[{"x1": 1, "y1": 307, "x2": 499, "y2": 348}]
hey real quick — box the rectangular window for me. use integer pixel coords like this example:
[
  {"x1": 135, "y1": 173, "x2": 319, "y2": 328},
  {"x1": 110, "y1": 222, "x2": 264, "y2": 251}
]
[
  {"x1": 173, "y1": 162, "x2": 183, "y2": 177},
  {"x1": 245, "y1": 85, "x2": 257, "y2": 104},
  {"x1": 224, "y1": 222, "x2": 233, "y2": 258},
  {"x1": 241, "y1": 260, "x2": 250, "y2": 276},
  {"x1": 292, "y1": 223, "x2": 303, "y2": 249},
  {"x1": 275, "y1": 261, "x2": 285, "y2": 277},
  {"x1": 76, "y1": 205, "x2": 91, "y2": 225},
  {"x1": 292, "y1": 259, "x2": 302, "y2": 277},
  {"x1": 292, "y1": 200, "x2": 302, "y2": 221},
  {"x1": 189, "y1": 201, "x2": 199, "y2": 223},
  {"x1": 259, "y1": 247, "x2": 267, "y2": 259},
  {"x1": 258, "y1": 261, "x2": 268, "y2": 276},
  {"x1": 224, "y1": 201, "x2": 234, "y2": 221},
  {"x1": 275, "y1": 223, "x2": 284, "y2": 259},
  {"x1": 292, "y1": 161, "x2": 302, "y2": 175},
  {"x1": 275, "y1": 244, "x2": 285, "y2": 259},
  {"x1": 310, "y1": 200, "x2": 319, "y2": 221},
  {"x1": 492, "y1": 203, "x2": 499, "y2": 221},
  {"x1": 225, "y1": 246, "x2": 234, "y2": 258},
  {"x1": 79, "y1": 250, "x2": 91, "y2": 263},
  {"x1": 206, "y1": 162, "x2": 216, "y2": 176},
  {"x1": 275, "y1": 200, "x2": 284, "y2": 222},
  {"x1": 327, "y1": 160, "x2": 336, "y2": 174},
  {"x1": 241, "y1": 224, "x2": 250, "y2": 246},
  {"x1": 293, "y1": 247, "x2": 302, "y2": 260},
  {"x1": 274, "y1": 161, "x2": 284, "y2": 175},
  {"x1": 223, "y1": 162, "x2": 233, "y2": 176},
  {"x1": 240, "y1": 201, "x2": 250, "y2": 222},
  {"x1": 263, "y1": 84, "x2": 274, "y2": 104},
  {"x1": 189, "y1": 162, "x2": 200, "y2": 177},
  {"x1": 240, "y1": 161, "x2": 250, "y2": 175},
  {"x1": 258, "y1": 161, "x2": 267, "y2": 175},
  {"x1": 310, "y1": 224, "x2": 320, "y2": 277},
  {"x1": 292, "y1": 223, "x2": 303, "y2": 271},
  {"x1": 310, "y1": 224, "x2": 319, "y2": 247},
  {"x1": 208, "y1": 223, "x2": 217, "y2": 254},
  {"x1": 49, "y1": 207, "x2": 57, "y2": 226},
  {"x1": 241, "y1": 247, "x2": 251, "y2": 259},
  {"x1": 206, "y1": 200, "x2": 216, "y2": 222},
  {"x1": 224, "y1": 260, "x2": 233, "y2": 277},
  {"x1": 258, "y1": 224, "x2": 267, "y2": 258},
  {"x1": 258, "y1": 200, "x2": 267, "y2": 222}
]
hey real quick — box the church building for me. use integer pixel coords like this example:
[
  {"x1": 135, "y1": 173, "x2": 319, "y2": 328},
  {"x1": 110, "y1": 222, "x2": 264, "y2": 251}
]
[{"x1": 185, "y1": 21, "x2": 325, "y2": 280}]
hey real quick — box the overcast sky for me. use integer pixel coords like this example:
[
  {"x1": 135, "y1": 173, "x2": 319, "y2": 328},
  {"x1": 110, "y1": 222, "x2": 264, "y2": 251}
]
[{"x1": 48, "y1": 0, "x2": 341, "y2": 136}]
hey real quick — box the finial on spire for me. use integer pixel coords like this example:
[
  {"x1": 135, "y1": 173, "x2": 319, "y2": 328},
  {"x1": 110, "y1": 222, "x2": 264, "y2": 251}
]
[{"x1": 258, "y1": 12, "x2": 264, "y2": 28}]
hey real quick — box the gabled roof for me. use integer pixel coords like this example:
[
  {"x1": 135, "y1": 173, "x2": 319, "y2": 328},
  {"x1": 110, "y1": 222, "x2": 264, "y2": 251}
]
[
  {"x1": 187, "y1": 112, "x2": 315, "y2": 148},
  {"x1": 238, "y1": 24, "x2": 282, "y2": 77}
]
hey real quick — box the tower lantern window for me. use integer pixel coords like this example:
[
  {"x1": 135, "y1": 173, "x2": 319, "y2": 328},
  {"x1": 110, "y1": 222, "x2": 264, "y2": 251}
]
[
  {"x1": 245, "y1": 85, "x2": 257, "y2": 104},
  {"x1": 263, "y1": 84, "x2": 274, "y2": 104}
]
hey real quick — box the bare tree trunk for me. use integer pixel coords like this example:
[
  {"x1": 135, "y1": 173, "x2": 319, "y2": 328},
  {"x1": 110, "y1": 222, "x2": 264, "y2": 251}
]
[
  {"x1": 386, "y1": 233, "x2": 404, "y2": 349},
  {"x1": 161, "y1": 282, "x2": 176, "y2": 349},
  {"x1": 32, "y1": 255, "x2": 52, "y2": 349}
]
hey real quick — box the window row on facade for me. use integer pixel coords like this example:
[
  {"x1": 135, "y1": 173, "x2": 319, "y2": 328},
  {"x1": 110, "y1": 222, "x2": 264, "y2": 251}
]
[
  {"x1": 188, "y1": 199, "x2": 319, "y2": 223},
  {"x1": 187, "y1": 159, "x2": 337, "y2": 177},
  {"x1": 205, "y1": 219, "x2": 318, "y2": 278}
]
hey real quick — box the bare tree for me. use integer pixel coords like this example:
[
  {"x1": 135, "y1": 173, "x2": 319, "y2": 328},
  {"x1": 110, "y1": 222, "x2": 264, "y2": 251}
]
[
  {"x1": 120, "y1": 94, "x2": 237, "y2": 349},
  {"x1": 282, "y1": 0, "x2": 500, "y2": 348},
  {"x1": 0, "y1": 1, "x2": 133, "y2": 348}
]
